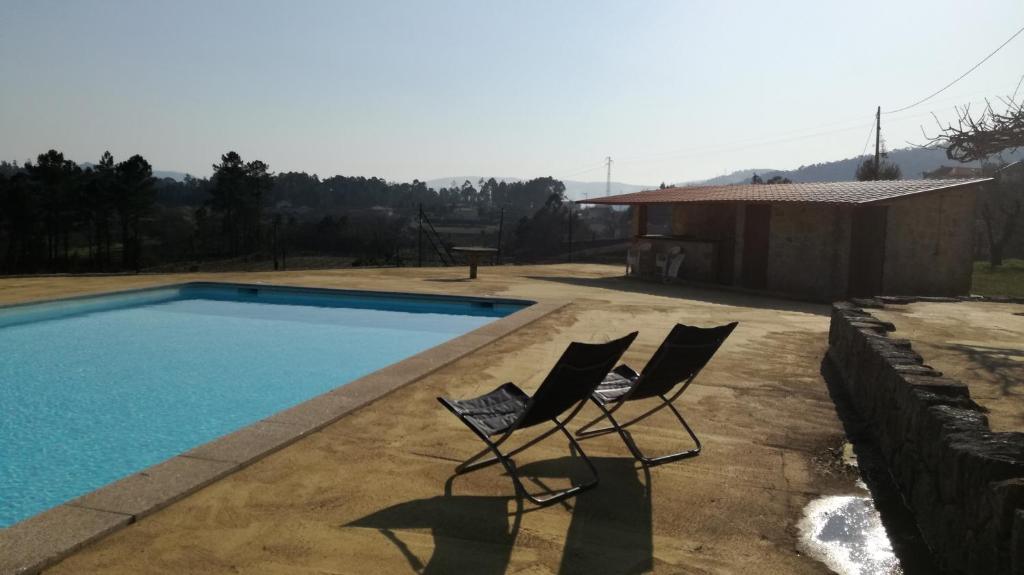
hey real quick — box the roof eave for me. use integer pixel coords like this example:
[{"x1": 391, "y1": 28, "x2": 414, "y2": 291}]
[
  {"x1": 576, "y1": 177, "x2": 994, "y2": 206},
  {"x1": 859, "y1": 177, "x2": 993, "y2": 205}
]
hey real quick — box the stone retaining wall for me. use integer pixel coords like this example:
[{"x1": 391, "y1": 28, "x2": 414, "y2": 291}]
[{"x1": 827, "y1": 300, "x2": 1024, "y2": 574}]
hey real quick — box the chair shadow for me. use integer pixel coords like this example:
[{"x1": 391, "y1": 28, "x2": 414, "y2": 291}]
[
  {"x1": 519, "y1": 456, "x2": 653, "y2": 575},
  {"x1": 524, "y1": 274, "x2": 830, "y2": 316},
  {"x1": 345, "y1": 483, "x2": 519, "y2": 575},
  {"x1": 344, "y1": 456, "x2": 651, "y2": 575}
]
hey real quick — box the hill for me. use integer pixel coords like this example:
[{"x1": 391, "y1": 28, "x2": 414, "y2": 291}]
[
  {"x1": 77, "y1": 162, "x2": 191, "y2": 182},
  {"x1": 683, "y1": 147, "x2": 1024, "y2": 187}
]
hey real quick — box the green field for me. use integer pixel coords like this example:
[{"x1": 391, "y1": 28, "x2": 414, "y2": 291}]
[{"x1": 973, "y1": 259, "x2": 1024, "y2": 298}]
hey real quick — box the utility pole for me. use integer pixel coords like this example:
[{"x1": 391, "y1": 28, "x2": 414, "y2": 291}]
[
  {"x1": 605, "y1": 156, "x2": 613, "y2": 196},
  {"x1": 874, "y1": 106, "x2": 881, "y2": 180}
]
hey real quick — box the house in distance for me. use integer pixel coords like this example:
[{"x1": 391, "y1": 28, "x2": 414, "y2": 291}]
[{"x1": 580, "y1": 178, "x2": 991, "y2": 301}]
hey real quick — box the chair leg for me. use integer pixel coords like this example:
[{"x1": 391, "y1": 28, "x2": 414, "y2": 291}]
[
  {"x1": 577, "y1": 401, "x2": 622, "y2": 435},
  {"x1": 578, "y1": 396, "x2": 702, "y2": 467},
  {"x1": 508, "y1": 421, "x2": 599, "y2": 507},
  {"x1": 454, "y1": 420, "x2": 599, "y2": 507},
  {"x1": 575, "y1": 403, "x2": 619, "y2": 438},
  {"x1": 456, "y1": 424, "x2": 562, "y2": 474},
  {"x1": 631, "y1": 398, "x2": 701, "y2": 466}
]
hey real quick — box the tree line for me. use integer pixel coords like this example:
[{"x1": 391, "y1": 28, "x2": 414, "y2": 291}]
[
  {"x1": 0, "y1": 151, "x2": 153, "y2": 272},
  {"x1": 0, "y1": 149, "x2": 620, "y2": 274}
]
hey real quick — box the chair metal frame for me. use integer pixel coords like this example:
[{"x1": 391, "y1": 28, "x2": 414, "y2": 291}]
[
  {"x1": 576, "y1": 324, "x2": 737, "y2": 467},
  {"x1": 438, "y1": 333, "x2": 637, "y2": 507},
  {"x1": 439, "y1": 398, "x2": 598, "y2": 507}
]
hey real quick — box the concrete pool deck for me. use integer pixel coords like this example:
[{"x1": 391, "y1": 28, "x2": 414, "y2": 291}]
[
  {"x1": 1, "y1": 264, "x2": 858, "y2": 574},
  {"x1": 873, "y1": 300, "x2": 1024, "y2": 433}
]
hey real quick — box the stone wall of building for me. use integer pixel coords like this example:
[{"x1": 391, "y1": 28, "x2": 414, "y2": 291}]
[
  {"x1": 881, "y1": 187, "x2": 976, "y2": 296},
  {"x1": 765, "y1": 204, "x2": 851, "y2": 301},
  {"x1": 828, "y1": 300, "x2": 1024, "y2": 573},
  {"x1": 670, "y1": 204, "x2": 736, "y2": 283},
  {"x1": 670, "y1": 204, "x2": 736, "y2": 239}
]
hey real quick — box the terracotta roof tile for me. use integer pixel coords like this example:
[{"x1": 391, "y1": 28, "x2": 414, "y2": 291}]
[{"x1": 579, "y1": 178, "x2": 991, "y2": 206}]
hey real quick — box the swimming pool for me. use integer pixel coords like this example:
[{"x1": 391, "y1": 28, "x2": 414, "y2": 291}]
[{"x1": 0, "y1": 283, "x2": 528, "y2": 528}]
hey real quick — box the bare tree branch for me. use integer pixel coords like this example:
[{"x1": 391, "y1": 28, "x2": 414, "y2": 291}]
[{"x1": 927, "y1": 98, "x2": 1024, "y2": 162}]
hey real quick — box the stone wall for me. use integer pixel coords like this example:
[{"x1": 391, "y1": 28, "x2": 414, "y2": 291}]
[
  {"x1": 881, "y1": 187, "x2": 976, "y2": 296},
  {"x1": 828, "y1": 300, "x2": 1024, "y2": 574},
  {"x1": 671, "y1": 204, "x2": 736, "y2": 283},
  {"x1": 766, "y1": 204, "x2": 851, "y2": 301},
  {"x1": 670, "y1": 204, "x2": 735, "y2": 240}
]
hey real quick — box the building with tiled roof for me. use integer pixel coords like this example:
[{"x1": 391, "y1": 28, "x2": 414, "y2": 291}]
[{"x1": 579, "y1": 178, "x2": 991, "y2": 300}]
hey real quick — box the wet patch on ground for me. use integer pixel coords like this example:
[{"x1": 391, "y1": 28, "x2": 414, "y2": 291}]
[
  {"x1": 799, "y1": 491, "x2": 901, "y2": 575},
  {"x1": 816, "y1": 358, "x2": 946, "y2": 574}
]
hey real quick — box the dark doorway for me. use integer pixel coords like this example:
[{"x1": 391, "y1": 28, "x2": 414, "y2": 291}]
[
  {"x1": 848, "y1": 206, "x2": 888, "y2": 297},
  {"x1": 741, "y1": 204, "x2": 771, "y2": 289}
]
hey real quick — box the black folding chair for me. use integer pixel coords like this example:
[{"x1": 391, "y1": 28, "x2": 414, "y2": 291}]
[
  {"x1": 576, "y1": 322, "x2": 737, "y2": 467},
  {"x1": 437, "y1": 332, "x2": 637, "y2": 507}
]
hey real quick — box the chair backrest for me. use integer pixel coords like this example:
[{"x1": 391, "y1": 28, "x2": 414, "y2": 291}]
[
  {"x1": 628, "y1": 322, "x2": 737, "y2": 400},
  {"x1": 517, "y1": 332, "x2": 638, "y2": 428}
]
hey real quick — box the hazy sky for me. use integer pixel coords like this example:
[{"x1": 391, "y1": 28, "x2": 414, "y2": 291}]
[{"x1": 2, "y1": 0, "x2": 1023, "y2": 184}]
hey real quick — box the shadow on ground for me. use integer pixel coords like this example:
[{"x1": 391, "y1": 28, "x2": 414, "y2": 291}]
[
  {"x1": 935, "y1": 342, "x2": 1024, "y2": 398},
  {"x1": 345, "y1": 456, "x2": 651, "y2": 575},
  {"x1": 526, "y1": 274, "x2": 829, "y2": 316}
]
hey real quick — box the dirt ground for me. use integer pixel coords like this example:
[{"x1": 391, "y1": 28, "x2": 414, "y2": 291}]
[
  {"x1": 0, "y1": 264, "x2": 856, "y2": 574},
  {"x1": 874, "y1": 301, "x2": 1024, "y2": 433}
]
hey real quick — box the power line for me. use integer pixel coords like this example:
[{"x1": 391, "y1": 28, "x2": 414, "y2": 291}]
[
  {"x1": 860, "y1": 117, "x2": 876, "y2": 157},
  {"x1": 606, "y1": 82, "x2": 1018, "y2": 169},
  {"x1": 616, "y1": 122, "x2": 872, "y2": 166},
  {"x1": 558, "y1": 161, "x2": 607, "y2": 179},
  {"x1": 551, "y1": 81, "x2": 1018, "y2": 180},
  {"x1": 884, "y1": 23, "x2": 1024, "y2": 114}
]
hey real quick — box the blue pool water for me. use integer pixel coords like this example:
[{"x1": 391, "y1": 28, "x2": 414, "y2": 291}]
[{"x1": 0, "y1": 283, "x2": 526, "y2": 527}]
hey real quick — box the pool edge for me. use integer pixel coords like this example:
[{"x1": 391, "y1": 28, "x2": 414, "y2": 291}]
[{"x1": 0, "y1": 289, "x2": 568, "y2": 575}]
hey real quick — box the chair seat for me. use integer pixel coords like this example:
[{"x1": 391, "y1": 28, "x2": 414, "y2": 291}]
[
  {"x1": 593, "y1": 365, "x2": 640, "y2": 405},
  {"x1": 440, "y1": 382, "x2": 530, "y2": 436}
]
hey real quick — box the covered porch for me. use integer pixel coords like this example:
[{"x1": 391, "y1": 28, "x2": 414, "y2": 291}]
[{"x1": 628, "y1": 203, "x2": 739, "y2": 285}]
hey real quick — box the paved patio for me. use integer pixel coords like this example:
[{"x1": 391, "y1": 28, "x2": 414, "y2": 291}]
[
  {"x1": 1, "y1": 264, "x2": 855, "y2": 574},
  {"x1": 874, "y1": 301, "x2": 1024, "y2": 433}
]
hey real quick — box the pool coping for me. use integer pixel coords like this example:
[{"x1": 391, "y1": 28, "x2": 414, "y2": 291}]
[{"x1": 0, "y1": 282, "x2": 569, "y2": 575}]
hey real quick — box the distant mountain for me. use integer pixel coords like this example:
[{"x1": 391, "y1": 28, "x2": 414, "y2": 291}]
[
  {"x1": 682, "y1": 169, "x2": 776, "y2": 187},
  {"x1": 81, "y1": 143, "x2": 1023, "y2": 197},
  {"x1": 422, "y1": 176, "x2": 651, "y2": 201},
  {"x1": 422, "y1": 176, "x2": 522, "y2": 189},
  {"x1": 77, "y1": 162, "x2": 190, "y2": 182},
  {"x1": 153, "y1": 170, "x2": 189, "y2": 181},
  {"x1": 682, "y1": 147, "x2": 1024, "y2": 187},
  {"x1": 562, "y1": 180, "x2": 653, "y2": 201}
]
